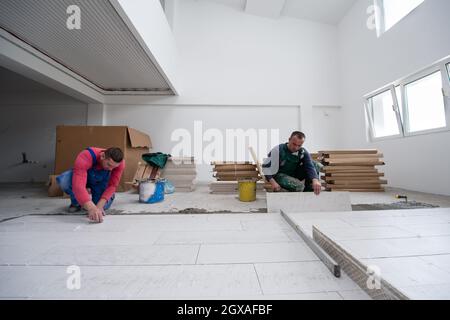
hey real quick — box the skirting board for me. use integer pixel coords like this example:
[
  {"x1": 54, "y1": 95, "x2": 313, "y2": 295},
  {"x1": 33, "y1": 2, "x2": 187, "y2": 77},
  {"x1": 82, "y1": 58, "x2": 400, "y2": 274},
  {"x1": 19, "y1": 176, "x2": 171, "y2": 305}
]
[
  {"x1": 312, "y1": 226, "x2": 409, "y2": 300},
  {"x1": 266, "y1": 191, "x2": 352, "y2": 213},
  {"x1": 281, "y1": 210, "x2": 341, "y2": 278}
]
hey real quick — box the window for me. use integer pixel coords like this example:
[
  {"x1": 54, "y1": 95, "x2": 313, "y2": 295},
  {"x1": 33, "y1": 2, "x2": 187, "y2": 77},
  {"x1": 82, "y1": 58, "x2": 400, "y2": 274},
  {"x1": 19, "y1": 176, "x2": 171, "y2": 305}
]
[
  {"x1": 447, "y1": 63, "x2": 450, "y2": 81},
  {"x1": 395, "y1": 86, "x2": 403, "y2": 121},
  {"x1": 404, "y1": 71, "x2": 446, "y2": 133},
  {"x1": 367, "y1": 89, "x2": 401, "y2": 138},
  {"x1": 364, "y1": 55, "x2": 450, "y2": 141},
  {"x1": 376, "y1": 0, "x2": 425, "y2": 36}
]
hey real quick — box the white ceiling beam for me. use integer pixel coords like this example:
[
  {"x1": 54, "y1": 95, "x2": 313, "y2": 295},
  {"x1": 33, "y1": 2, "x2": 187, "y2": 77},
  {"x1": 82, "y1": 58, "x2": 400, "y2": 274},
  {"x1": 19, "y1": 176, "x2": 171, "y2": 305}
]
[{"x1": 245, "y1": 0, "x2": 287, "y2": 19}]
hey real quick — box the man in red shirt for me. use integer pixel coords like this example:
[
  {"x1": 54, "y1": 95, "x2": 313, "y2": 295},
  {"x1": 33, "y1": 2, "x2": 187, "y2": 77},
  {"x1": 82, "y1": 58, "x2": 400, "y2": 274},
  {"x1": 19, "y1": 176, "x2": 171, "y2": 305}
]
[{"x1": 56, "y1": 147, "x2": 125, "y2": 223}]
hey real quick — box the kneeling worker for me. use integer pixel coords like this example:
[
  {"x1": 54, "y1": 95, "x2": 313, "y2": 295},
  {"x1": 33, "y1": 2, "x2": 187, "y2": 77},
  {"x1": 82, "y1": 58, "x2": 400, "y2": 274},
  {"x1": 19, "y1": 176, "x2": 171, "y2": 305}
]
[
  {"x1": 262, "y1": 131, "x2": 321, "y2": 195},
  {"x1": 57, "y1": 147, "x2": 125, "y2": 223}
]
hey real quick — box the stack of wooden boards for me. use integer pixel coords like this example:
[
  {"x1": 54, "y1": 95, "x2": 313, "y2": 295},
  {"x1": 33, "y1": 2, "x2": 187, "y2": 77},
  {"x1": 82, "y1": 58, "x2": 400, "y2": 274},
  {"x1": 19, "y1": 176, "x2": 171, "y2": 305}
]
[
  {"x1": 212, "y1": 162, "x2": 260, "y2": 181},
  {"x1": 161, "y1": 157, "x2": 197, "y2": 192},
  {"x1": 127, "y1": 162, "x2": 161, "y2": 190},
  {"x1": 209, "y1": 162, "x2": 262, "y2": 194},
  {"x1": 319, "y1": 149, "x2": 386, "y2": 192}
]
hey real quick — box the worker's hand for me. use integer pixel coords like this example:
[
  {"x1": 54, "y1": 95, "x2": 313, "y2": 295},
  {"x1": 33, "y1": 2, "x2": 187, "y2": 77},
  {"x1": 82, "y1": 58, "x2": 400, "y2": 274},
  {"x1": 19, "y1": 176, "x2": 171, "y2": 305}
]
[
  {"x1": 88, "y1": 207, "x2": 104, "y2": 223},
  {"x1": 269, "y1": 179, "x2": 282, "y2": 192},
  {"x1": 84, "y1": 202, "x2": 104, "y2": 223},
  {"x1": 96, "y1": 199, "x2": 107, "y2": 217},
  {"x1": 312, "y1": 179, "x2": 321, "y2": 195}
]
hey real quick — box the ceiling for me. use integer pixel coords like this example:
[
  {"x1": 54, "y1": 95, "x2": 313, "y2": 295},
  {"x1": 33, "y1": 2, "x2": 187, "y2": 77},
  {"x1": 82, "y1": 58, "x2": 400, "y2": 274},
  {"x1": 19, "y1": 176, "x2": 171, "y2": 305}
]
[
  {"x1": 208, "y1": 0, "x2": 357, "y2": 25},
  {"x1": 0, "y1": 0, "x2": 173, "y2": 93}
]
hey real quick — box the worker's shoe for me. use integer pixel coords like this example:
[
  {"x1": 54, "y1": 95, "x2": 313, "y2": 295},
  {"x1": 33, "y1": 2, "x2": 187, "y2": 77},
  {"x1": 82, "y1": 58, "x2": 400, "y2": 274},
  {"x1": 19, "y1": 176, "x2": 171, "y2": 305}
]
[{"x1": 67, "y1": 204, "x2": 81, "y2": 213}]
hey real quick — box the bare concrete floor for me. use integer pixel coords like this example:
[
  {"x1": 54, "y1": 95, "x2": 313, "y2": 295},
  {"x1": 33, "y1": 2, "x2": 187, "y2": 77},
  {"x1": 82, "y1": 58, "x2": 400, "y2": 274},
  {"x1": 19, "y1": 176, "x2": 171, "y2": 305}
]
[{"x1": 1, "y1": 183, "x2": 450, "y2": 222}]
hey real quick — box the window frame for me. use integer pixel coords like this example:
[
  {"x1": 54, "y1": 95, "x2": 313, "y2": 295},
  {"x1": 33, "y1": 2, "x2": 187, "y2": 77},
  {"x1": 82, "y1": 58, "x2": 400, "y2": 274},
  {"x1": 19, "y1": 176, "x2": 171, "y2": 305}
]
[
  {"x1": 364, "y1": 86, "x2": 403, "y2": 141},
  {"x1": 374, "y1": 0, "x2": 425, "y2": 37},
  {"x1": 400, "y1": 66, "x2": 449, "y2": 137},
  {"x1": 364, "y1": 55, "x2": 450, "y2": 142}
]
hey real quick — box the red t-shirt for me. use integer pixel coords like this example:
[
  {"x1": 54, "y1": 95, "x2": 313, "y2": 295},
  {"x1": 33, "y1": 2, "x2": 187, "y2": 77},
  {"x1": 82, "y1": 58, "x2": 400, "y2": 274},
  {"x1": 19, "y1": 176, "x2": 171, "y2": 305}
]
[{"x1": 72, "y1": 147, "x2": 125, "y2": 205}]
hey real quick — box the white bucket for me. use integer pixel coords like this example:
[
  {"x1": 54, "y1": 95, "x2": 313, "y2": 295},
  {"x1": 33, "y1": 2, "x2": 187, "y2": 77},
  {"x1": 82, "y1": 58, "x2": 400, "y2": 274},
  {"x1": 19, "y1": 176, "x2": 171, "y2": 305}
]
[{"x1": 139, "y1": 180, "x2": 156, "y2": 203}]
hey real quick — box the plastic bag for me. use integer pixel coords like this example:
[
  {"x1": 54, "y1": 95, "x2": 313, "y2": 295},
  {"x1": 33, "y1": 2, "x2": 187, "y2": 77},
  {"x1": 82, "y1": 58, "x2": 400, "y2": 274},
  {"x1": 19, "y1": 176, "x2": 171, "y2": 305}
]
[
  {"x1": 141, "y1": 152, "x2": 171, "y2": 169},
  {"x1": 139, "y1": 180, "x2": 165, "y2": 204},
  {"x1": 164, "y1": 179, "x2": 175, "y2": 194}
]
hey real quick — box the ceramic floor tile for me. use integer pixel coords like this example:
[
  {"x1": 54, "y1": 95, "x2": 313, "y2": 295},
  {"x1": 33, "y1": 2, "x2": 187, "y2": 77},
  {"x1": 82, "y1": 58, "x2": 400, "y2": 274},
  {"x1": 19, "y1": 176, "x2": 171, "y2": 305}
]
[
  {"x1": 313, "y1": 225, "x2": 416, "y2": 241},
  {"x1": 341, "y1": 215, "x2": 448, "y2": 228},
  {"x1": 0, "y1": 231, "x2": 162, "y2": 247},
  {"x1": 254, "y1": 261, "x2": 359, "y2": 295},
  {"x1": 400, "y1": 283, "x2": 450, "y2": 300},
  {"x1": 396, "y1": 224, "x2": 450, "y2": 237},
  {"x1": 0, "y1": 244, "x2": 57, "y2": 265},
  {"x1": 266, "y1": 192, "x2": 352, "y2": 213},
  {"x1": 197, "y1": 242, "x2": 318, "y2": 264},
  {"x1": 28, "y1": 244, "x2": 199, "y2": 266},
  {"x1": 240, "y1": 219, "x2": 292, "y2": 231},
  {"x1": 344, "y1": 237, "x2": 450, "y2": 259},
  {"x1": 135, "y1": 264, "x2": 262, "y2": 298},
  {"x1": 419, "y1": 254, "x2": 450, "y2": 273},
  {"x1": 362, "y1": 257, "x2": 450, "y2": 287},
  {"x1": 155, "y1": 229, "x2": 291, "y2": 245}
]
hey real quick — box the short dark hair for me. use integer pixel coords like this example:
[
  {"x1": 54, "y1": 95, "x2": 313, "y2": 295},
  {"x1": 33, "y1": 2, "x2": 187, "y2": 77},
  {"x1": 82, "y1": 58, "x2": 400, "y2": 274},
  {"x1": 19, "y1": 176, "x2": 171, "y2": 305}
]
[
  {"x1": 104, "y1": 147, "x2": 124, "y2": 163},
  {"x1": 290, "y1": 131, "x2": 306, "y2": 140}
]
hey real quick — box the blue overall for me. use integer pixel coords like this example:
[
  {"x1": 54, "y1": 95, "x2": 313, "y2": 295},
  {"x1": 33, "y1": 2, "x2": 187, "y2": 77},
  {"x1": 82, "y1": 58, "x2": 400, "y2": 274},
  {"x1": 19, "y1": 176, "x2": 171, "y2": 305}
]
[{"x1": 56, "y1": 148, "x2": 115, "y2": 210}]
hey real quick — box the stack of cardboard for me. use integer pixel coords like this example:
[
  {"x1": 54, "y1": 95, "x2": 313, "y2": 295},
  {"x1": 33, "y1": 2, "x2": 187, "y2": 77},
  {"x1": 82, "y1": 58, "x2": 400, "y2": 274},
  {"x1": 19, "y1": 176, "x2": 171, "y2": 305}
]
[
  {"x1": 161, "y1": 157, "x2": 197, "y2": 192},
  {"x1": 54, "y1": 126, "x2": 151, "y2": 192},
  {"x1": 319, "y1": 149, "x2": 386, "y2": 192},
  {"x1": 209, "y1": 161, "x2": 262, "y2": 194}
]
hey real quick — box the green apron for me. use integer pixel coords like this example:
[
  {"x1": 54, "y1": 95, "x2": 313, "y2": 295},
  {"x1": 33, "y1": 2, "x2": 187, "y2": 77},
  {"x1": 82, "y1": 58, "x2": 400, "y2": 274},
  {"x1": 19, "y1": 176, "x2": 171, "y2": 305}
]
[{"x1": 274, "y1": 144, "x2": 306, "y2": 192}]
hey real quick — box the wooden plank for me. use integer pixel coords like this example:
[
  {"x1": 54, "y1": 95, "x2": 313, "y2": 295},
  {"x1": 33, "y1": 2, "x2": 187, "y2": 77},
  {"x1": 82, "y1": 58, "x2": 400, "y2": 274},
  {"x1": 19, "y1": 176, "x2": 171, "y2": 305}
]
[
  {"x1": 211, "y1": 161, "x2": 251, "y2": 165},
  {"x1": 325, "y1": 179, "x2": 387, "y2": 185},
  {"x1": 325, "y1": 153, "x2": 383, "y2": 159},
  {"x1": 323, "y1": 182, "x2": 384, "y2": 187},
  {"x1": 324, "y1": 184, "x2": 382, "y2": 191},
  {"x1": 281, "y1": 210, "x2": 341, "y2": 278},
  {"x1": 214, "y1": 164, "x2": 256, "y2": 172},
  {"x1": 324, "y1": 158, "x2": 384, "y2": 163},
  {"x1": 323, "y1": 166, "x2": 377, "y2": 171},
  {"x1": 326, "y1": 188, "x2": 385, "y2": 192},
  {"x1": 325, "y1": 161, "x2": 385, "y2": 166},
  {"x1": 214, "y1": 171, "x2": 259, "y2": 177},
  {"x1": 326, "y1": 173, "x2": 384, "y2": 177},
  {"x1": 249, "y1": 147, "x2": 266, "y2": 181},
  {"x1": 319, "y1": 149, "x2": 378, "y2": 155}
]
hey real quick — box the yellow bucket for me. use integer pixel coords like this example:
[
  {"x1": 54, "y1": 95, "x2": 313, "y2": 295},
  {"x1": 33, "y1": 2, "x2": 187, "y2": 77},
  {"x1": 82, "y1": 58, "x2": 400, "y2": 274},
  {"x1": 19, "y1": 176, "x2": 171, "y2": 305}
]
[{"x1": 238, "y1": 179, "x2": 257, "y2": 202}]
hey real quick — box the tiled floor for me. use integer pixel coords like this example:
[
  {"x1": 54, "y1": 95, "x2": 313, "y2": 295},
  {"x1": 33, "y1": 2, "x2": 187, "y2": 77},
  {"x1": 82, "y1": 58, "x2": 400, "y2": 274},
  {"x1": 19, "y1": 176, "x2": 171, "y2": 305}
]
[
  {"x1": 2, "y1": 183, "x2": 449, "y2": 300},
  {"x1": 0, "y1": 213, "x2": 369, "y2": 300},
  {"x1": 285, "y1": 208, "x2": 450, "y2": 299}
]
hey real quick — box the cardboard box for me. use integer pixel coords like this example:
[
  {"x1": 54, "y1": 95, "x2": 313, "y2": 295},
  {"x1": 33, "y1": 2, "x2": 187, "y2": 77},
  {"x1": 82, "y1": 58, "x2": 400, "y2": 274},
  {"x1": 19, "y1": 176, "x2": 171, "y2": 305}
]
[{"x1": 54, "y1": 126, "x2": 152, "y2": 192}]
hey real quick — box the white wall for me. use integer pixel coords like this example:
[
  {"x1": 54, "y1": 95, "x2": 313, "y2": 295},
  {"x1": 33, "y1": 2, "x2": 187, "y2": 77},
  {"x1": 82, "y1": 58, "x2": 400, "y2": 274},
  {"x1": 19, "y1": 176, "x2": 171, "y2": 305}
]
[
  {"x1": 338, "y1": 0, "x2": 450, "y2": 195},
  {"x1": 171, "y1": 0, "x2": 341, "y2": 140},
  {"x1": 0, "y1": 67, "x2": 87, "y2": 182},
  {"x1": 103, "y1": 0, "x2": 346, "y2": 175},
  {"x1": 106, "y1": 105, "x2": 301, "y2": 182}
]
